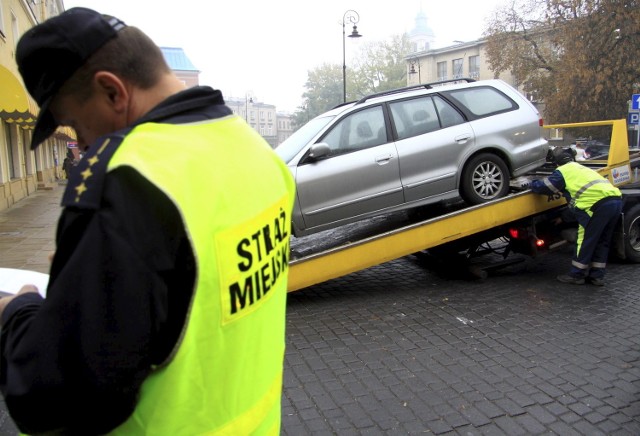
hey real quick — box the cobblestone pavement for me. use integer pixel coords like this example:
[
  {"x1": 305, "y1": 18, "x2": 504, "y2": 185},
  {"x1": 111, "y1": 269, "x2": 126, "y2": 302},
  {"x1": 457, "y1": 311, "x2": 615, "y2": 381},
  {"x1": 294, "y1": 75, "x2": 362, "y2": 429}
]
[
  {"x1": 1, "y1": 187, "x2": 640, "y2": 435},
  {"x1": 283, "y1": 254, "x2": 640, "y2": 435}
]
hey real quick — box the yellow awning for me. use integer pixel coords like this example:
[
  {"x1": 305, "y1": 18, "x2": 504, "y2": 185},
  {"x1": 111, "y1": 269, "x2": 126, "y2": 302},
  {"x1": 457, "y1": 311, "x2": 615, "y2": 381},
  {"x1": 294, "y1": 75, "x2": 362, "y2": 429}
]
[
  {"x1": 0, "y1": 65, "x2": 39, "y2": 126},
  {"x1": 53, "y1": 126, "x2": 77, "y2": 141}
]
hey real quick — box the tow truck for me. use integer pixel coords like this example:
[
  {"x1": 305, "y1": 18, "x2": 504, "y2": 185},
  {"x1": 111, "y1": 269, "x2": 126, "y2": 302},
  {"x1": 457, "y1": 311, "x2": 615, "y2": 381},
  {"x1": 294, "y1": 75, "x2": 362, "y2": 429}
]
[{"x1": 287, "y1": 119, "x2": 640, "y2": 292}]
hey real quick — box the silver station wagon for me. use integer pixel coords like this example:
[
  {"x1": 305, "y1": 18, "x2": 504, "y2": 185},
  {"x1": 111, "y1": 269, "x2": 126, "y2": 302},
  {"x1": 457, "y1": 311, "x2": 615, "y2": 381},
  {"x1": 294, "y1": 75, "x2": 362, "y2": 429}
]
[{"x1": 276, "y1": 79, "x2": 548, "y2": 237}]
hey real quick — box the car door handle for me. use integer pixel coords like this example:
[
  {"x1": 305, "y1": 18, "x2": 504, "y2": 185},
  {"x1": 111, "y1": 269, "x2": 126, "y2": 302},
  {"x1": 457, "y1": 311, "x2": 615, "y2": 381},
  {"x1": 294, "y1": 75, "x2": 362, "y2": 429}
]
[
  {"x1": 375, "y1": 154, "x2": 393, "y2": 164},
  {"x1": 455, "y1": 134, "x2": 472, "y2": 144}
]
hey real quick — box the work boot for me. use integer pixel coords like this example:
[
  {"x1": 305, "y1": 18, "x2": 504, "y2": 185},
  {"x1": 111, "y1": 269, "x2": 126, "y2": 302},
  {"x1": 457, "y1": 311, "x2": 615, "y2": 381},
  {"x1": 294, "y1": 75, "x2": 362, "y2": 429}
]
[
  {"x1": 586, "y1": 277, "x2": 605, "y2": 286},
  {"x1": 556, "y1": 274, "x2": 585, "y2": 285}
]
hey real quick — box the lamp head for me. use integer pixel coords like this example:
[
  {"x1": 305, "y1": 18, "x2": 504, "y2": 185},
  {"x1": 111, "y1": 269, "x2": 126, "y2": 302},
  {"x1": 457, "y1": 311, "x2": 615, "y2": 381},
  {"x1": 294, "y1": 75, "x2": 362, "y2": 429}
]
[{"x1": 348, "y1": 25, "x2": 362, "y2": 38}]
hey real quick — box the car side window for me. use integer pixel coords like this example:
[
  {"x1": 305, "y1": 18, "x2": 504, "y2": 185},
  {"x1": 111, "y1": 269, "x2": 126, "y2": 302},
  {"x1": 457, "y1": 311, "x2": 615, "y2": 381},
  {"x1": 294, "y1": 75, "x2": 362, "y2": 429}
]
[
  {"x1": 390, "y1": 97, "x2": 440, "y2": 140},
  {"x1": 433, "y1": 95, "x2": 464, "y2": 128},
  {"x1": 443, "y1": 86, "x2": 517, "y2": 117},
  {"x1": 321, "y1": 106, "x2": 387, "y2": 156}
]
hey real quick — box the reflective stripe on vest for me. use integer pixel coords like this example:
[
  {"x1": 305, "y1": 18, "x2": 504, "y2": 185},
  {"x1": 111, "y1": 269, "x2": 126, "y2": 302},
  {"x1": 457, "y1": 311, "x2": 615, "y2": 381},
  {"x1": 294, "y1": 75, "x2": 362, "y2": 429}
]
[
  {"x1": 557, "y1": 162, "x2": 621, "y2": 211},
  {"x1": 573, "y1": 179, "x2": 609, "y2": 203},
  {"x1": 107, "y1": 115, "x2": 295, "y2": 435}
]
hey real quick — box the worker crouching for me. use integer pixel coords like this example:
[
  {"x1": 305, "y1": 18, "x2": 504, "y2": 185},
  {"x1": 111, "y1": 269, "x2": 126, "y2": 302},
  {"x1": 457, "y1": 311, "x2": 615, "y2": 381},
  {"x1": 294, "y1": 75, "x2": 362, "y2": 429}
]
[{"x1": 530, "y1": 147, "x2": 622, "y2": 286}]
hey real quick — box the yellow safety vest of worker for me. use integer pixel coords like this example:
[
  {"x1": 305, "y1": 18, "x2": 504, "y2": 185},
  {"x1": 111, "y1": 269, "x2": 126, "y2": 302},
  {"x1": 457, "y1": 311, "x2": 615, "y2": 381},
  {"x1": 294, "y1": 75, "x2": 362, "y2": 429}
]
[
  {"x1": 106, "y1": 115, "x2": 296, "y2": 435},
  {"x1": 557, "y1": 162, "x2": 621, "y2": 214}
]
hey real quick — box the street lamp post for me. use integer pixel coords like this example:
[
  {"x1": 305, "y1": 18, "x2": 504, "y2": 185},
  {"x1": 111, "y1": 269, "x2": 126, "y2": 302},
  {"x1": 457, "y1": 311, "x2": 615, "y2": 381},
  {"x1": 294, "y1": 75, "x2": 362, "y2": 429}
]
[
  {"x1": 245, "y1": 94, "x2": 253, "y2": 125},
  {"x1": 409, "y1": 58, "x2": 422, "y2": 84},
  {"x1": 342, "y1": 10, "x2": 362, "y2": 103}
]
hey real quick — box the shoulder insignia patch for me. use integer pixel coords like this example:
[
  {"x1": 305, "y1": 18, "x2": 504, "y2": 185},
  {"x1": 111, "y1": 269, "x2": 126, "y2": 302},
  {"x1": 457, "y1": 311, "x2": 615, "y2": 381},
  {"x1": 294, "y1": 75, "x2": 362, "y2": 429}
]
[{"x1": 62, "y1": 136, "x2": 123, "y2": 209}]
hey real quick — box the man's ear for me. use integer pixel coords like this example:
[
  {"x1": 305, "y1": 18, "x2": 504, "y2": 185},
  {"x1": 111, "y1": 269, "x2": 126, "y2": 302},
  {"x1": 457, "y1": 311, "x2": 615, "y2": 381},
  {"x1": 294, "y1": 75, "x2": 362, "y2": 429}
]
[{"x1": 93, "y1": 71, "x2": 129, "y2": 113}]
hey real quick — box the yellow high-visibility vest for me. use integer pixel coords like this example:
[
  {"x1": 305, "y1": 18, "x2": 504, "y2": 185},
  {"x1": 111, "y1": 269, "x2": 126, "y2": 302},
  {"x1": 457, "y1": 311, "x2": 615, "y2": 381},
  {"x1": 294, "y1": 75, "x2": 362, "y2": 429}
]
[
  {"x1": 558, "y1": 162, "x2": 621, "y2": 214},
  {"x1": 108, "y1": 115, "x2": 295, "y2": 435}
]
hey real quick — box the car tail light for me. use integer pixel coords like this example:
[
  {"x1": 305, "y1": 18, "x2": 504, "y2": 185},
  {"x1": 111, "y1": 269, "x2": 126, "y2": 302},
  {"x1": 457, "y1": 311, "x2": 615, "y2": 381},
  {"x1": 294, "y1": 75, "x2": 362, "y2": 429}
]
[{"x1": 539, "y1": 118, "x2": 544, "y2": 127}]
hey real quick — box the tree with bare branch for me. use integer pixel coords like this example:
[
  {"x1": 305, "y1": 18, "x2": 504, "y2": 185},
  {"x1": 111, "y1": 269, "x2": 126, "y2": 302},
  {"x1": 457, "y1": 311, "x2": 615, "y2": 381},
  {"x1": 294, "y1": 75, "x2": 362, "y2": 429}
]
[{"x1": 484, "y1": 0, "x2": 640, "y2": 123}]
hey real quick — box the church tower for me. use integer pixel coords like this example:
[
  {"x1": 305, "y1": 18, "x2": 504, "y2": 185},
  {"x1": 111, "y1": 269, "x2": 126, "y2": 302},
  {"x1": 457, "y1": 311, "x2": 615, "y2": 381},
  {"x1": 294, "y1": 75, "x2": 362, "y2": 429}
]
[{"x1": 408, "y1": 5, "x2": 436, "y2": 53}]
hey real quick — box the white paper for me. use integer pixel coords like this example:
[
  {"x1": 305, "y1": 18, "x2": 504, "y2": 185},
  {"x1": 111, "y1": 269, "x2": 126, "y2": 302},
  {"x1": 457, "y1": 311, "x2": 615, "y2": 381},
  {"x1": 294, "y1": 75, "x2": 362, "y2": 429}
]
[{"x1": 0, "y1": 268, "x2": 49, "y2": 297}]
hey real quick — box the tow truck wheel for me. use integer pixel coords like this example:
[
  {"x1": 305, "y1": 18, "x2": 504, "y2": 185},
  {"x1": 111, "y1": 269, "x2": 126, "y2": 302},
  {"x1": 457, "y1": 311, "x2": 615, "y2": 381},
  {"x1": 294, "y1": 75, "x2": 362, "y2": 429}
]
[
  {"x1": 460, "y1": 153, "x2": 510, "y2": 204},
  {"x1": 622, "y1": 204, "x2": 640, "y2": 263}
]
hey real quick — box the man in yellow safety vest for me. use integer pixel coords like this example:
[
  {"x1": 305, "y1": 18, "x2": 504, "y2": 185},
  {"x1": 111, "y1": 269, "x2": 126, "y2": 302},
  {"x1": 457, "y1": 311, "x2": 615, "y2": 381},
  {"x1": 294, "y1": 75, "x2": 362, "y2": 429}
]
[
  {"x1": 0, "y1": 7, "x2": 295, "y2": 435},
  {"x1": 530, "y1": 147, "x2": 622, "y2": 286}
]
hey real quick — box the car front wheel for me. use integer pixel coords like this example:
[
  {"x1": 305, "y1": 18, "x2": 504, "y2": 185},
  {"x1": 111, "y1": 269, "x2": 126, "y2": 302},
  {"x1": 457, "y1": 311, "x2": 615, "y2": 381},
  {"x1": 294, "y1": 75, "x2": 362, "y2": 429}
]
[{"x1": 460, "y1": 153, "x2": 509, "y2": 204}]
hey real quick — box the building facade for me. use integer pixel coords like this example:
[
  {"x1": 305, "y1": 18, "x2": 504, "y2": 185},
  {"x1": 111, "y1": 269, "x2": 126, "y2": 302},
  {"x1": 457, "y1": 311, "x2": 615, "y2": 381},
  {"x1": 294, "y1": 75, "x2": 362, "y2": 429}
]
[
  {"x1": 405, "y1": 10, "x2": 529, "y2": 106},
  {"x1": 405, "y1": 8, "x2": 550, "y2": 146},
  {"x1": 0, "y1": 0, "x2": 75, "y2": 211},
  {"x1": 225, "y1": 96, "x2": 279, "y2": 147},
  {"x1": 276, "y1": 112, "x2": 293, "y2": 145},
  {"x1": 406, "y1": 39, "x2": 517, "y2": 90}
]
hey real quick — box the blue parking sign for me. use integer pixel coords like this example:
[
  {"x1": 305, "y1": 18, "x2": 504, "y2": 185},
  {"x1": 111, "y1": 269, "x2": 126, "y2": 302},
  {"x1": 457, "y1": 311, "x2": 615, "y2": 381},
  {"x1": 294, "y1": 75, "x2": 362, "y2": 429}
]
[
  {"x1": 629, "y1": 112, "x2": 640, "y2": 125},
  {"x1": 633, "y1": 94, "x2": 640, "y2": 110}
]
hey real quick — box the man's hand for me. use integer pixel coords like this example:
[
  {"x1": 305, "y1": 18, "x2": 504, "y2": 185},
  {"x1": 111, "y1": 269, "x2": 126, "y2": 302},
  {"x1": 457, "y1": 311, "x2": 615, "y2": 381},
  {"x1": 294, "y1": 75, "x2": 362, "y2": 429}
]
[
  {"x1": 511, "y1": 176, "x2": 532, "y2": 191},
  {"x1": 0, "y1": 284, "x2": 39, "y2": 323}
]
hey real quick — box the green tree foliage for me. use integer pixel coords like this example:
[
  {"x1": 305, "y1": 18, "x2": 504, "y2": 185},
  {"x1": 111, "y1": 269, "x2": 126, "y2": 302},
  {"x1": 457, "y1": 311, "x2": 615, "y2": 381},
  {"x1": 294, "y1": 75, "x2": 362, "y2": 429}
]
[
  {"x1": 292, "y1": 63, "x2": 342, "y2": 130},
  {"x1": 353, "y1": 34, "x2": 412, "y2": 96},
  {"x1": 292, "y1": 34, "x2": 411, "y2": 130},
  {"x1": 484, "y1": 0, "x2": 640, "y2": 124}
]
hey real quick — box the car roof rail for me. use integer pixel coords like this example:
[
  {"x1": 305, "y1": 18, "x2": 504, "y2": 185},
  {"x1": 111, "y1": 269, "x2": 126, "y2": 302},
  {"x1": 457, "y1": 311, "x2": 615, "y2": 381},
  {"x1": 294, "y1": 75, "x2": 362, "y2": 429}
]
[
  {"x1": 354, "y1": 78, "x2": 476, "y2": 105},
  {"x1": 331, "y1": 100, "x2": 357, "y2": 110}
]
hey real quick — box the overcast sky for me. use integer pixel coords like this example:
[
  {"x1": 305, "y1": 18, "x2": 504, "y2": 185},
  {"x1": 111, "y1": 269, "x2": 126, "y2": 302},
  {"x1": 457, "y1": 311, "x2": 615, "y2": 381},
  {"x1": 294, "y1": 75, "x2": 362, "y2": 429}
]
[{"x1": 63, "y1": 0, "x2": 505, "y2": 112}]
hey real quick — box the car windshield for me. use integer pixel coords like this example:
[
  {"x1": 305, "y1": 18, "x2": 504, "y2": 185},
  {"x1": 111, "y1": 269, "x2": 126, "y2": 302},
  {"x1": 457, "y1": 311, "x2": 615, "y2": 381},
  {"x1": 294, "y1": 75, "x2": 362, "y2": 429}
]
[{"x1": 275, "y1": 115, "x2": 334, "y2": 163}]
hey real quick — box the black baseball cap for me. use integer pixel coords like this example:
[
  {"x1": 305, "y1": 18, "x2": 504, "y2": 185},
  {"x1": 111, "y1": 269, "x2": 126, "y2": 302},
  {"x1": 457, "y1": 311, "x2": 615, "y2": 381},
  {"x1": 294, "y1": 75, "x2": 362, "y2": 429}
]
[{"x1": 16, "y1": 8, "x2": 126, "y2": 149}]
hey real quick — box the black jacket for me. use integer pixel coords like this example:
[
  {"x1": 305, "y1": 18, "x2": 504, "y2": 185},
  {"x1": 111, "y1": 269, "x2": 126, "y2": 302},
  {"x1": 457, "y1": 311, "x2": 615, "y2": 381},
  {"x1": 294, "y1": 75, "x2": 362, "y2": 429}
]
[{"x1": 0, "y1": 87, "x2": 231, "y2": 435}]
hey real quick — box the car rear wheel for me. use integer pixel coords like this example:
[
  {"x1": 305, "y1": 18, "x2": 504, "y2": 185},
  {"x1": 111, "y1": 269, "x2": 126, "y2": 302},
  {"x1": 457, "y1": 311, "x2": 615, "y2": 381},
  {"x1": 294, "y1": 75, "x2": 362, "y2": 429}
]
[
  {"x1": 621, "y1": 204, "x2": 640, "y2": 263},
  {"x1": 460, "y1": 153, "x2": 509, "y2": 204}
]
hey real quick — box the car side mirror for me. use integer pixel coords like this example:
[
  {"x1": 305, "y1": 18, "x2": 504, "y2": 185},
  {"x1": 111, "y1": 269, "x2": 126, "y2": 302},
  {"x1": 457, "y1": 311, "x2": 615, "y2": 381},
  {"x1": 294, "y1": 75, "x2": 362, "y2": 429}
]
[{"x1": 307, "y1": 143, "x2": 331, "y2": 160}]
